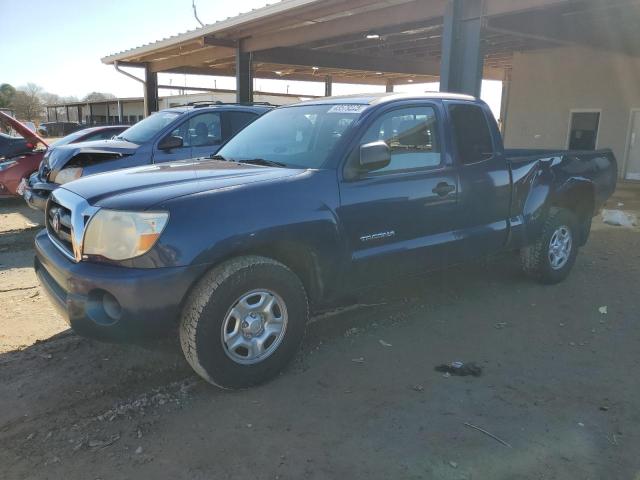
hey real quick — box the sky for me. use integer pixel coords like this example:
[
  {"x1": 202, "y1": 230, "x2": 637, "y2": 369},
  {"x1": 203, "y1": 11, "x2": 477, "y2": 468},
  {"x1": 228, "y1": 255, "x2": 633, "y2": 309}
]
[{"x1": 1, "y1": 0, "x2": 502, "y2": 116}]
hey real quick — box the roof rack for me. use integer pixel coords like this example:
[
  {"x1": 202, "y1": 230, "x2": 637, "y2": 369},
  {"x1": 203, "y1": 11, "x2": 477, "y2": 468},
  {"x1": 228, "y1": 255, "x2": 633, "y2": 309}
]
[{"x1": 185, "y1": 101, "x2": 275, "y2": 108}]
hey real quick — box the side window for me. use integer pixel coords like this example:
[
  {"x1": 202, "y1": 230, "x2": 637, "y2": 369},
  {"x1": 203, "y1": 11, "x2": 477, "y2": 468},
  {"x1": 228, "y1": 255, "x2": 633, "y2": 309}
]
[
  {"x1": 358, "y1": 106, "x2": 441, "y2": 173},
  {"x1": 227, "y1": 111, "x2": 258, "y2": 138},
  {"x1": 175, "y1": 112, "x2": 222, "y2": 148},
  {"x1": 167, "y1": 119, "x2": 190, "y2": 148},
  {"x1": 448, "y1": 104, "x2": 493, "y2": 164}
]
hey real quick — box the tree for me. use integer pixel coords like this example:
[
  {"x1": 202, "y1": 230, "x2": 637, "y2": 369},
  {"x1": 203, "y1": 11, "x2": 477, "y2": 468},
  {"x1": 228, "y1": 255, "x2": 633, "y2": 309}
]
[
  {"x1": 12, "y1": 83, "x2": 44, "y2": 121},
  {"x1": 39, "y1": 91, "x2": 61, "y2": 106},
  {"x1": 0, "y1": 83, "x2": 16, "y2": 108},
  {"x1": 83, "y1": 92, "x2": 116, "y2": 102}
]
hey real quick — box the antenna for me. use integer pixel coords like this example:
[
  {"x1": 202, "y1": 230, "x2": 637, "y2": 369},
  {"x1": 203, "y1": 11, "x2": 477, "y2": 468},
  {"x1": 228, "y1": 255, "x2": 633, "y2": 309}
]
[{"x1": 192, "y1": 0, "x2": 205, "y2": 27}]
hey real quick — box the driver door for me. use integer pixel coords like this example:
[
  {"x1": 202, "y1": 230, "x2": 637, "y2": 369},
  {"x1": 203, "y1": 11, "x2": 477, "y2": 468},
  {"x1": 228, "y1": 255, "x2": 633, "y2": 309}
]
[{"x1": 337, "y1": 104, "x2": 460, "y2": 287}]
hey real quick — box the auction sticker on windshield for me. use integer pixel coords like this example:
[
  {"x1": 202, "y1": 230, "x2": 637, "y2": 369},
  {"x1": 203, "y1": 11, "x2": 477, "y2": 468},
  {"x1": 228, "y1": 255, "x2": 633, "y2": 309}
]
[{"x1": 327, "y1": 105, "x2": 368, "y2": 114}]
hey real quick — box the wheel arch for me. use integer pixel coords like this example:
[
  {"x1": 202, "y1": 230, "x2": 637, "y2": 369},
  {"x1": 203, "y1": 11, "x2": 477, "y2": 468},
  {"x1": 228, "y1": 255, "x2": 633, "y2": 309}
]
[
  {"x1": 179, "y1": 240, "x2": 326, "y2": 317},
  {"x1": 551, "y1": 179, "x2": 596, "y2": 245}
]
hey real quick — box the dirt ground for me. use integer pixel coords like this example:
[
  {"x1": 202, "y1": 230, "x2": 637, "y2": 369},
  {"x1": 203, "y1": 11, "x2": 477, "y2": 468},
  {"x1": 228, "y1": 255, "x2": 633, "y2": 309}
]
[{"x1": 1, "y1": 187, "x2": 639, "y2": 480}]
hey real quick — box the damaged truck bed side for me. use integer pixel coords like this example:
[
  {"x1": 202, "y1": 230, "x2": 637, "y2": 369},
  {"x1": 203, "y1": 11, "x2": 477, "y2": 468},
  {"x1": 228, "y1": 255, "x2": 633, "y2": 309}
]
[{"x1": 34, "y1": 93, "x2": 617, "y2": 388}]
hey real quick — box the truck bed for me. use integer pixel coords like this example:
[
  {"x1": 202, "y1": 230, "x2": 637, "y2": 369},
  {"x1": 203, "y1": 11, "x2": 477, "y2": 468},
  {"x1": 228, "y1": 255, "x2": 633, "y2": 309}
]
[{"x1": 504, "y1": 148, "x2": 617, "y2": 211}]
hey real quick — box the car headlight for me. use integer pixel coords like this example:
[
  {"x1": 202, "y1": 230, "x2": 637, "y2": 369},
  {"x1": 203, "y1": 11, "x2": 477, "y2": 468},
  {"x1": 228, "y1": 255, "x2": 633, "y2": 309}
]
[
  {"x1": 83, "y1": 210, "x2": 169, "y2": 261},
  {"x1": 0, "y1": 159, "x2": 17, "y2": 171},
  {"x1": 54, "y1": 167, "x2": 83, "y2": 184}
]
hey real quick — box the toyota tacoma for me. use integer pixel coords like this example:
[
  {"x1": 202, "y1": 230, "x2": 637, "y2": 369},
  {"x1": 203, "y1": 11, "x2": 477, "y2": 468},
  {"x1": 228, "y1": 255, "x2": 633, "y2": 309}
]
[{"x1": 34, "y1": 93, "x2": 617, "y2": 388}]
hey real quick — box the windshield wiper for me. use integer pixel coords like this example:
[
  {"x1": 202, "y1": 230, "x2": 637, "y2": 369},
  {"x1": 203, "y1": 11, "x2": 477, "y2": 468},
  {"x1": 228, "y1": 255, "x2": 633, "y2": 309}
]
[
  {"x1": 115, "y1": 135, "x2": 129, "y2": 142},
  {"x1": 237, "y1": 158, "x2": 287, "y2": 168},
  {"x1": 209, "y1": 154, "x2": 229, "y2": 161}
]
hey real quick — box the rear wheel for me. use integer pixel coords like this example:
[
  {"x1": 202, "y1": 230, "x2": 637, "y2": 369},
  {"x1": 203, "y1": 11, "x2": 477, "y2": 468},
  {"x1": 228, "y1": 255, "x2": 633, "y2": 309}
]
[
  {"x1": 520, "y1": 208, "x2": 579, "y2": 284},
  {"x1": 180, "y1": 256, "x2": 308, "y2": 388}
]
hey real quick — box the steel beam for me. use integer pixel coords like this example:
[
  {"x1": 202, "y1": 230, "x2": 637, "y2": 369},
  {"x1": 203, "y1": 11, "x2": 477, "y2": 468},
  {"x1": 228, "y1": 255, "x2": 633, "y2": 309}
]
[
  {"x1": 253, "y1": 47, "x2": 441, "y2": 76},
  {"x1": 324, "y1": 75, "x2": 332, "y2": 96},
  {"x1": 499, "y1": 68, "x2": 511, "y2": 136},
  {"x1": 144, "y1": 64, "x2": 159, "y2": 116},
  {"x1": 236, "y1": 42, "x2": 254, "y2": 103},
  {"x1": 440, "y1": 0, "x2": 485, "y2": 97},
  {"x1": 386, "y1": 79, "x2": 394, "y2": 92}
]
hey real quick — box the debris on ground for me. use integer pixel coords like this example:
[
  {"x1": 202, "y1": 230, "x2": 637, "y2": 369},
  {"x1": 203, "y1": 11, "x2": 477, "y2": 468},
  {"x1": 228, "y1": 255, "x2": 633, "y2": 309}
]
[
  {"x1": 494, "y1": 322, "x2": 508, "y2": 329},
  {"x1": 601, "y1": 209, "x2": 638, "y2": 227},
  {"x1": 88, "y1": 433, "x2": 120, "y2": 450},
  {"x1": 435, "y1": 361, "x2": 482, "y2": 377},
  {"x1": 599, "y1": 306, "x2": 608, "y2": 314},
  {"x1": 449, "y1": 461, "x2": 458, "y2": 468},
  {"x1": 351, "y1": 357, "x2": 365, "y2": 364},
  {"x1": 344, "y1": 327, "x2": 360, "y2": 337},
  {"x1": 463, "y1": 422, "x2": 512, "y2": 448},
  {"x1": 378, "y1": 339, "x2": 392, "y2": 347},
  {"x1": 411, "y1": 384, "x2": 424, "y2": 392}
]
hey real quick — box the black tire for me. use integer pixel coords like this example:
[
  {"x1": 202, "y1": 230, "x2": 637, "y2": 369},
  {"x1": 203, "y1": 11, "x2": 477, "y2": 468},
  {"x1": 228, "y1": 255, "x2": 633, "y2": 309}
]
[
  {"x1": 520, "y1": 207, "x2": 579, "y2": 284},
  {"x1": 180, "y1": 256, "x2": 308, "y2": 389}
]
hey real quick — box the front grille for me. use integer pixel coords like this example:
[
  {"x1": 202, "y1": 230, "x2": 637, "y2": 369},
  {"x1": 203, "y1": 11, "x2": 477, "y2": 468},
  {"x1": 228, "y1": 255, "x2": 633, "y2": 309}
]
[{"x1": 46, "y1": 200, "x2": 74, "y2": 259}]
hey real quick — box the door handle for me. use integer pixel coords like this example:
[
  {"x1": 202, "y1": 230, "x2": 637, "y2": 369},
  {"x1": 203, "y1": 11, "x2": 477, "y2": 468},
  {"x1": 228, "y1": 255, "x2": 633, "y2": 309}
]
[{"x1": 432, "y1": 182, "x2": 456, "y2": 196}]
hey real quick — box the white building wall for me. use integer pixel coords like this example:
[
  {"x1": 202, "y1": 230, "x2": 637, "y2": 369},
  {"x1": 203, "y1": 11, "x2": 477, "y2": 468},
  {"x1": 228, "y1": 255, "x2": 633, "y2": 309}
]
[{"x1": 504, "y1": 46, "x2": 640, "y2": 178}]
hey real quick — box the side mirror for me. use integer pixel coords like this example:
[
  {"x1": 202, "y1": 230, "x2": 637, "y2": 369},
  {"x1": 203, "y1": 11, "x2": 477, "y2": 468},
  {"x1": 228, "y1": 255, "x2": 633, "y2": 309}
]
[
  {"x1": 359, "y1": 140, "x2": 391, "y2": 172},
  {"x1": 159, "y1": 135, "x2": 183, "y2": 151}
]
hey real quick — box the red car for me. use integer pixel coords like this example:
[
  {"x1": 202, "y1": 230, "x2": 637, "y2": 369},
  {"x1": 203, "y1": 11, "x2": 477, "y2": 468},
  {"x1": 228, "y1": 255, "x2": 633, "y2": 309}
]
[{"x1": 0, "y1": 112, "x2": 47, "y2": 197}]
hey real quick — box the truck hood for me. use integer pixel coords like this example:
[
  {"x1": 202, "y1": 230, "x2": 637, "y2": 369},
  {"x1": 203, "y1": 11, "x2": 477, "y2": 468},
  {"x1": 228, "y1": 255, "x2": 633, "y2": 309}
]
[
  {"x1": 61, "y1": 159, "x2": 304, "y2": 210},
  {"x1": 0, "y1": 111, "x2": 48, "y2": 147},
  {"x1": 44, "y1": 138, "x2": 138, "y2": 173}
]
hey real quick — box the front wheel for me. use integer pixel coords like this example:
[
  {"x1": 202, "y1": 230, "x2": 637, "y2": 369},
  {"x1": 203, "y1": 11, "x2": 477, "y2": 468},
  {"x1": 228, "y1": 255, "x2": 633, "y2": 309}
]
[
  {"x1": 520, "y1": 208, "x2": 579, "y2": 284},
  {"x1": 180, "y1": 256, "x2": 308, "y2": 389}
]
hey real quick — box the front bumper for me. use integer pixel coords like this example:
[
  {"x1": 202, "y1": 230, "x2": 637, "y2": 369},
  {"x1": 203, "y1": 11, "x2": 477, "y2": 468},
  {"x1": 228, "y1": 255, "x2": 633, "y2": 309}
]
[
  {"x1": 23, "y1": 173, "x2": 55, "y2": 211},
  {"x1": 34, "y1": 230, "x2": 208, "y2": 342}
]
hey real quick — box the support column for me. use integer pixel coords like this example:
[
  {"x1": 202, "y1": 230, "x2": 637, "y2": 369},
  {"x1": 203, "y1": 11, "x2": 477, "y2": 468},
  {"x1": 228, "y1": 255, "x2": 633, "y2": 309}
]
[
  {"x1": 77, "y1": 105, "x2": 82, "y2": 124},
  {"x1": 324, "y1": 75, "x2": 333, "y2": 97},
  {"x1": 499, "y1": 68, "x2": 512, "y2": 137},
  {"x1": 236, "y1": 42, "x2": 253, "y2": 104},
  {"x1": 88, "y1": 103, "x2": 93, "y2": 125},
  {"x1": 440, "y1": 0, "x2": 484, "y2": 97},
  {"x1": 385, "y1": 79, "x2": 394, "y2": 93},
  {"x1": 65, "y1": 105, "x2": 70, "y2": 122},
  {"x1": 144, "y1": 63, "x2": 159, "y2": 116},
  {"x1": 117, "y1": 100, "x2": 123, "y2": 124}
]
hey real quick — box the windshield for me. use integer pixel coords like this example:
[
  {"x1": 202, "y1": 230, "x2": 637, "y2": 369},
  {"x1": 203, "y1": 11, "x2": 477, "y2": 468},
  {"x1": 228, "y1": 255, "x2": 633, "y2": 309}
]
[
  {"x1": 217, "y1": 104, "x2": 364, "y2": 168},
  {"x1": 117, "y1": 111, "x2": 180, "y2": 144}
]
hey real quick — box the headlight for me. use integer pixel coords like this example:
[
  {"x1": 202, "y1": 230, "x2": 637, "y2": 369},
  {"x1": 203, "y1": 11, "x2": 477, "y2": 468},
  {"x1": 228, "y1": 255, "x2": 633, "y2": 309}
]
[
  {"x1": 0, "y1": 159, "x2": 17, "y2": 171},
  {"x1": 54, "y1": 167, "x2": 83, "y2": 184},
  {"x1": 83, "y1": 210, "x2": 169, "y2": 261}
]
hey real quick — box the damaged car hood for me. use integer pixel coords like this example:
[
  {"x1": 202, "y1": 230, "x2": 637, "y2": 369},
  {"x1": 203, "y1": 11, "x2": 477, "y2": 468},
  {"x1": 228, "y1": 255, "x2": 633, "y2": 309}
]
[
  {"x1": 60, "y1": 159, "x2": 304, "y2": 210},
  {"x1": 43, "y1": 139, "x2": 138, "y2": 174},
  {"x1": 0, "y1": 111, "x2": 47, "y2": 147}
]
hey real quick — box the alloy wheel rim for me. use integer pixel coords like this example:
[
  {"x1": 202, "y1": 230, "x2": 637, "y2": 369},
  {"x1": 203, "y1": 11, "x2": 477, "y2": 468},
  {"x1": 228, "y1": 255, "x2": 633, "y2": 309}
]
[
  {"x1": 221, "y1": 289, "x2": 288, "y2": 365},
  {"x1": 548, "y1": 225, "x2": 572, "y2": 270}
]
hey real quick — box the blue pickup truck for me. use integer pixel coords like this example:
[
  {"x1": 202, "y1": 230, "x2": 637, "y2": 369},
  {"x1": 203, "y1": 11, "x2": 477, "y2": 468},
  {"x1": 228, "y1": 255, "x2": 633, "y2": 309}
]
[{"x1": 34, "y1": 93, "x2": 617, "y2": 388}]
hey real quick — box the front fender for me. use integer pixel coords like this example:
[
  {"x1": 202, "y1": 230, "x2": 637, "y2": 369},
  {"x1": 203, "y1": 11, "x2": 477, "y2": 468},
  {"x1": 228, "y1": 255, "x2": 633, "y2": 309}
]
[{"x1": 128, "y1": 170, "x2": 344, "y2": 296}]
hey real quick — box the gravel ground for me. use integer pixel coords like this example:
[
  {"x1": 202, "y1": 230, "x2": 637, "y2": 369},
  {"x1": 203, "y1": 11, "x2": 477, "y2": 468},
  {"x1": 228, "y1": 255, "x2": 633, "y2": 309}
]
[{"x1": 0, "y1": 186, "x2": 639, "y2": 480}]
